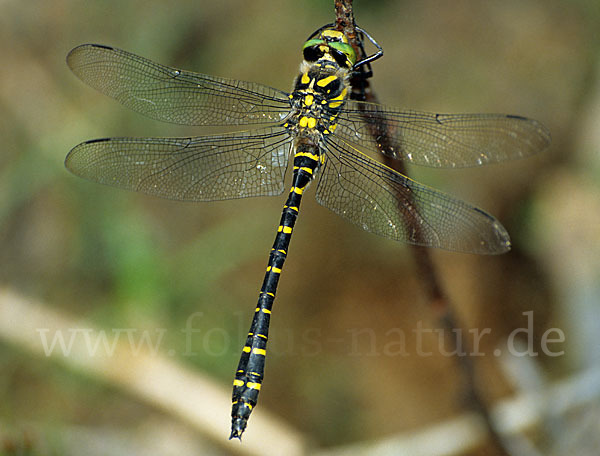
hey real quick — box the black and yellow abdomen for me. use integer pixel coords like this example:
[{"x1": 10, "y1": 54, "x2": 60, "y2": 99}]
[{"x1": 230, "y1": 139, "x2": 323, "y2": 439}]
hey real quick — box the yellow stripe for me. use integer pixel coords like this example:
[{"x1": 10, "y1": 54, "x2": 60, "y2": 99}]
[
  {"x1": 329, "y1": 100, "x2": 343, "y2": 108},
  {"x1": 271, "y1": 266, "x2": 282, "y2": 273},
  {"x1": 246, "y1": 382, "x2": 261, "y2": 390},
  {"x1": 266, "y1": 292, "x2": 275, "y2": 297},
  {"x1": 288, "y1": 206, "x2": 299, "y2": 212},
  {"x1": 317, "y1": 75, "x2": 338, "y2": 87},
  {"x1": 242, "y1": 346, "x2": 251, "y2": 353},
  {"x1": 301, "y1": 73, "x2": 310, "y2": 84},
  {"x1": 329, "y1": 87, "x2": 348, "y2": 101},
  {"x1": 278, "y1": 225, "x2": 292, "y2": 233},
  {"x1": 299, "y1": 116, "x2": 317, "y2": 129},
  {"x1": 290, "y1": 186, "x2": 303, "y2": 195},
  {"x1": 233, "y1": 379, "x2": 244, "y2": 387},
  {"x1": 296, "y1": 151, "x2": 320, "y2": 161},
  {"x1": 304, "y1": 94, "x2": 314, "y2": 106},
  {"x1": 257, "y1": 333, "x2": 268, "y2": 339},
  {"x1": 320, "y1": 53, "x2": 336, "y2": 63},
  {"x1": 252, "y1": 348, "x2": 266, "y2": 356},
  {"x1": 322, "y1": 30, "x2": 346, "y2": 41},
  {"x1": 262, "y1": 308, "x2": 271, "y2": 314}
]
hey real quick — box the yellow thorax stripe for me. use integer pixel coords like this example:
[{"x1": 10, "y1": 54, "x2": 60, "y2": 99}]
[
  {"x1": 329, "y1": 87, "x2": 348, "y2": 102},
  {"x1": 317, "y1": 75, "x2": 338, "y2": 87}
]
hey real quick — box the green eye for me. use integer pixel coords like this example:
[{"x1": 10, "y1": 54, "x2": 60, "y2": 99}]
[
  {"x1": 302, "y1": 39, "x2": 324, "y2": 51},
  {"x1": 329, "y1": 42, "x2": 356, "y2": 66}
]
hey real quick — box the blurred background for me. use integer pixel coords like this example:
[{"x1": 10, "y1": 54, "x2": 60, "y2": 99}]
[{"x1": 1, "y1": 0, "x2": 599, "y2": 455}]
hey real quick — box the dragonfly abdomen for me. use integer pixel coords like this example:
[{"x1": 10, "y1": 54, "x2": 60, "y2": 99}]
[{"x1": 230, "y1": 142, "x2": 321, "y2": 439}]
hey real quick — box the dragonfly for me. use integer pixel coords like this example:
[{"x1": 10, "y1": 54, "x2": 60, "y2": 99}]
[{"x1": 65, "y1": 26, "x2": 550, "y2": 439}]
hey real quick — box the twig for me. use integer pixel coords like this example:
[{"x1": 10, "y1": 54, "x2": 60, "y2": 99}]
[
  {"x1": 4, "y1": 285, "x2": 599, "y2": 454},
  {"x1": 333, "y1": 1, "x2": 511, "y2": 454},
  {"x1": 314, "y1": 364, "x2": 600, "y2": 456},
  {"x1": 0, "y1": 288, "x2": 306, "y2": 456}
]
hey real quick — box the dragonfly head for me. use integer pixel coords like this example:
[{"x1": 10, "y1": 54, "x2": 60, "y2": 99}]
[{"x1": 302, "y1": 28, "x2": 357, "y2": 69}]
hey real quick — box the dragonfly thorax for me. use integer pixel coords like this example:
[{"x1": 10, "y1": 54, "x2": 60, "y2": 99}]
[{"x1": 285, "y1": 60, "x2": 350, "y2": 141}]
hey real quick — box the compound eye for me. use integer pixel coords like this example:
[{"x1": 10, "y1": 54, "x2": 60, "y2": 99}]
[
  {"x1": 328, "y1": 42, "x2": 356, "y2": 68},
  {"x1": 330, "y1": 49, "x2": 350, "y2": 68},
  {"x1": 303, "y1": 46, "x2": 324, "y2": 62},
  {"x1": 303, "y1": 39, "x2": 325, "y2": 62}
]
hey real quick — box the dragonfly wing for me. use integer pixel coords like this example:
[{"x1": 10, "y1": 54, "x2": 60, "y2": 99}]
[
  {"x1": 316, "y1": 137, "x2": 511, "y2": 254},
  {"x1": 67, "y1": 44, "x2": 291, "y2": 126},
  {"x1": 335, "y1": 101, "x2": 551, "y2": 168},
  {"x1": 65, "y1": 127, "x2": 292, "y2": 201}
]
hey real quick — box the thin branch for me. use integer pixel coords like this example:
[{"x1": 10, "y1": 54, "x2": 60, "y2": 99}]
[
  {"x1": 0, "y1": 288, "x2": 306, "y2": 456},
  {"x1": 314, "y1": 364, "x2": 600, "y2": 456},
  {"x1": 333, "y1": 2, "x2": 511, "y2": 454},
  {"x1": 4, "y1": 287, "x2": 599, "y2": 455}
]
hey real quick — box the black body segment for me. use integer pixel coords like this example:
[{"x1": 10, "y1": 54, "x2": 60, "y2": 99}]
[{"x1": 230, "y1": 143, "x2": 320, "y2": 439}]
